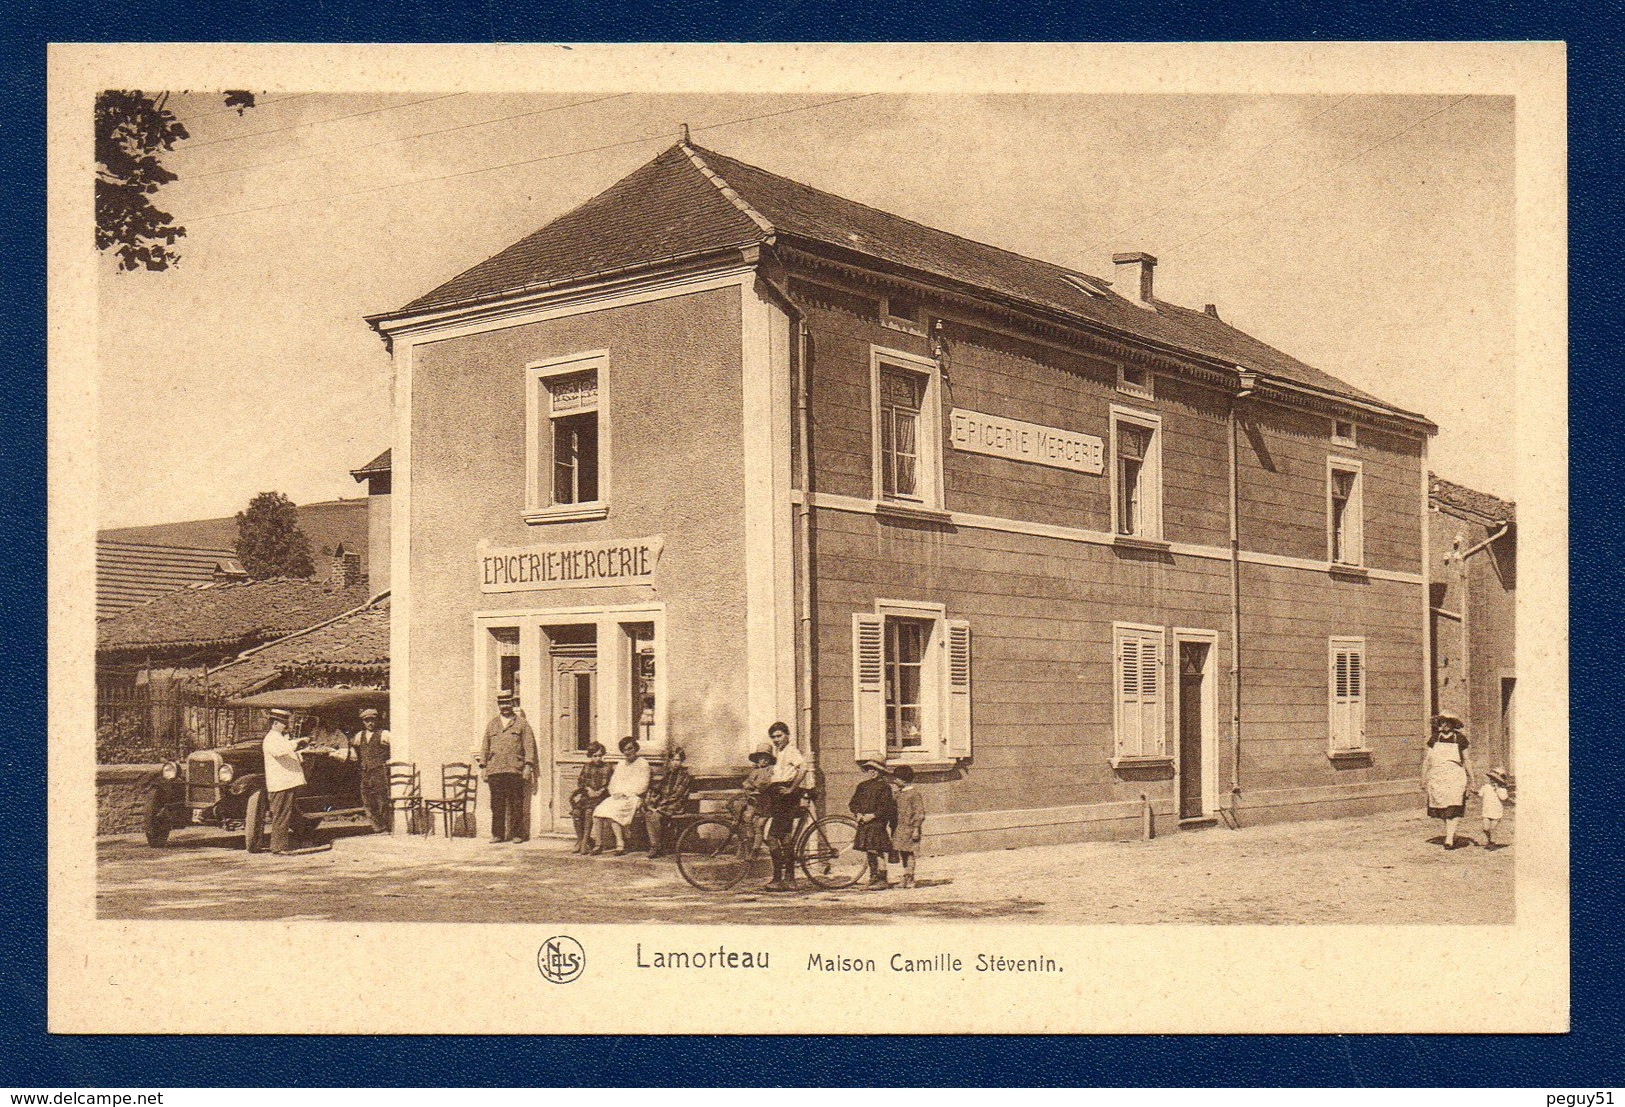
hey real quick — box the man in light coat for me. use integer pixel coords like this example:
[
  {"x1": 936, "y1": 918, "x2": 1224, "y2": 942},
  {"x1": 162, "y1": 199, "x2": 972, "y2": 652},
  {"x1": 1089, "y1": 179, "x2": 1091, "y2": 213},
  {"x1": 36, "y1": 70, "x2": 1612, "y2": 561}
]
[
  {"x1": 479, "y1": 691, "x2": 537, "y2": 844},
  {"x1": 262, "y1": 708, "x2": 308, "y2": 854}
]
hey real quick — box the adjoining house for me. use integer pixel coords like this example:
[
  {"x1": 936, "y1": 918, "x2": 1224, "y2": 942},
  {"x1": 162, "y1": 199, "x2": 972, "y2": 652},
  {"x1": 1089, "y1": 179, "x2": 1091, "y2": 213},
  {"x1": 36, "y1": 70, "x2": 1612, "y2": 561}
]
[
  {"x1": 367, "y1": 140, "x2": 1437, "y2": 852},
  {"x1": 1428, "y1": 475, "x2": 1516, "y2": 773},
  {"x1": 205, "y1": 592, "x2": 390, "y2": 698},
  {"x1": 98, "y1": 495, "x2": 372, "y2": 615},
  {"x1": 96, "y1": 541, "x2": 247, "y2": 620}
]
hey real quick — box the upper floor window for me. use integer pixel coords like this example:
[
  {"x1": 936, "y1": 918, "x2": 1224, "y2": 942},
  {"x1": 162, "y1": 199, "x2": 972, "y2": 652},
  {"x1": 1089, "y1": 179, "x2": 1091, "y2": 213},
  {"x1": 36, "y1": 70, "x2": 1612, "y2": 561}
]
[
  {"x1": 882, "y1": 292, "x2": 927, "y2": 335},
  {"x1": 1328, "y1": 458, "x2": 1364, "y2": 566},
  {"x1": 871, "y1": 347, "x2": 943, "y2": 509},
  {"x1": 1111, "y1": 407, "x2": 1163, "y2": 539},
  {"x1": 1117, "y1": 362, "x2": 1155, "y2": 400},
  {"x1": 1332, "y1": 417, "x2": 1358, "y2": 448},
  {"x1": 526, "y1": 353, "x2": 608, "y2": 522}
]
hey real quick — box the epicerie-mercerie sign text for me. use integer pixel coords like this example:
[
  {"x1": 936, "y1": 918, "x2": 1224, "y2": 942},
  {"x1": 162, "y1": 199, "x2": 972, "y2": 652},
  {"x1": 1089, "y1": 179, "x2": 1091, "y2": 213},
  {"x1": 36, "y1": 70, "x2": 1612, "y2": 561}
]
[
  {"x1": 949, "y1": 409, "x2": 1104, "y2": 475},
  {"x1": 481, "y1": 537, "x2": 663, "y2": 593}
]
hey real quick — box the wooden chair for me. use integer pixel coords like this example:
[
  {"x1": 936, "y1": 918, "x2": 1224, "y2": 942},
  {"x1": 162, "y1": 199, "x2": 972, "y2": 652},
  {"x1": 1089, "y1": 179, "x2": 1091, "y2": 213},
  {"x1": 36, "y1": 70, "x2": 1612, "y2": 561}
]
[
  {"x1": 386, "y1": 761, "x2": 427, "y2": 835},
  {"x1": 423, "y1": 762, "x2": 478, "y2": 838}
]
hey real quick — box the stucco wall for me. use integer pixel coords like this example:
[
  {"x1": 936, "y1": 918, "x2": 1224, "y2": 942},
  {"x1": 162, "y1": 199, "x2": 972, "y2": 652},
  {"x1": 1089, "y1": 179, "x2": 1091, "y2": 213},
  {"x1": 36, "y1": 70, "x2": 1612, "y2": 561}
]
[{"x1": 406, "y1": 286, "x2": 750, "y2": 804}]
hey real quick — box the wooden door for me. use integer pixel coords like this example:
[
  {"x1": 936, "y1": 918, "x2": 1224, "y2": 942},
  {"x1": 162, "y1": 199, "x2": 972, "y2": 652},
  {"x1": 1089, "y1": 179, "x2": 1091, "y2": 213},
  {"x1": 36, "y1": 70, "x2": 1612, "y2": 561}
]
[
  {"x1": 1178, "y1": 642, "x2": 1209, "y2": 820},
  {"x1": 552, "y1": 652, "x2": 596, "y2": 832}
]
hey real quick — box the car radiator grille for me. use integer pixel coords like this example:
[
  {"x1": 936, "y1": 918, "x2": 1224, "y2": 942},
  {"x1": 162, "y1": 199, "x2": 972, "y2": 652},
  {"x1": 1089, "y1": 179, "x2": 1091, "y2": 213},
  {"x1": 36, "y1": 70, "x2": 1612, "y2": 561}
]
[{"x1": 186, "y1": 758, "x2": 219, "y2": 805}]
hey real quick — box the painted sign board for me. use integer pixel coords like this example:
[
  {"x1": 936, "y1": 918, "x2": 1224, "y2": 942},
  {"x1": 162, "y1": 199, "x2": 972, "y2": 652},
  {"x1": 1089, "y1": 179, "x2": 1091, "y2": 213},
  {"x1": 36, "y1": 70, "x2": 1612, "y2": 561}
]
[
  {"x1": 480, "y1": 536, "x2": 663, "y2": 593},
  {"x1": 949, "y1": 409, "x2": 1105, "y2": 474}
]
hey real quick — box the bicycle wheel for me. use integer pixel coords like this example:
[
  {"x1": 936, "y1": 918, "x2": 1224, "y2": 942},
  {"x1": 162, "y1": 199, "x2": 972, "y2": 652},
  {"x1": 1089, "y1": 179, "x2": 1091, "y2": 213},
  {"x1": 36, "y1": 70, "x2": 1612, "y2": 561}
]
[
  {"x1": 798, "y1": 815, "x2": 865, "y2": 889},
  {"x1": 675, "y1": 819, "x2": 759, "y2": 892}
]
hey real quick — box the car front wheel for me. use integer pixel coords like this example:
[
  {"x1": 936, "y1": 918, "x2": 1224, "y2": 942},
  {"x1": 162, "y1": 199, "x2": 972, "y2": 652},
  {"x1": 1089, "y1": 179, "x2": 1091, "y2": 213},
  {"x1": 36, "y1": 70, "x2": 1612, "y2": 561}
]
[
  {"x1": 244, "y1": 789, "x2": 268, "y2": 853},
  {"x1": 142, "y1": 789, "x2": 171, "y2": 848}
]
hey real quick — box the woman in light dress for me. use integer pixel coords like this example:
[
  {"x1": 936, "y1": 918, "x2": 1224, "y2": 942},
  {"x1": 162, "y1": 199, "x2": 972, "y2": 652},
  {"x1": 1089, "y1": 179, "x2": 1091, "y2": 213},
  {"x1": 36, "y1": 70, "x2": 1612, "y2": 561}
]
[
  {"x1": 1422, "y1": 713, "x2": 1476, "y2": 850},
  {"x1": 592, "y1": 736, "x2": 650, "y2": 856}
]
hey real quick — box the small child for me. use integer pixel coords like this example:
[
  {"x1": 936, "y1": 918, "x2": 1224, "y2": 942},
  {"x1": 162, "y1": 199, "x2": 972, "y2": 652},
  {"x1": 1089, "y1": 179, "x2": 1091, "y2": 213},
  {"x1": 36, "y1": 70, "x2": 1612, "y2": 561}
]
[
  {"x1": 1479, "y1": 767, "x2": 1511, "y2": 847},
  {"x1": 849, "y1": 758, "x2": 897, "y2": 890},
  {"x1": 569, "y1": 742, "x2": 612, "y2": 854},
  {"x1": 735, "y1": 744, "x2": 777, "y2": 853},
  {"x1": 889, "y1": 764, "x2": 925, "y2": 889}
]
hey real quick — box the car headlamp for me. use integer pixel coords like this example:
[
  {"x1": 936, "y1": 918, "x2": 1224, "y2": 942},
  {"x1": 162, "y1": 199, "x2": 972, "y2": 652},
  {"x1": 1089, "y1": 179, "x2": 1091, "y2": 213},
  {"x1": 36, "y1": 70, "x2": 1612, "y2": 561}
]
[
  {"x1": 160, "y1": 762, "x2": 180, "y2": 781},
  {"x1": 217, "y1": 762, "x2": 235, "y2": 784}
]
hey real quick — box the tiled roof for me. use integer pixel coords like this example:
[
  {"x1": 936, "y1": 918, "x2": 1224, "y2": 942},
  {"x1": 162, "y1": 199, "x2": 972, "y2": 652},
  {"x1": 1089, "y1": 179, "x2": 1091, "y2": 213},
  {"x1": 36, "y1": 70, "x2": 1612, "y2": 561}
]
[
  {"x1": 97, "y1": 577, "x2": 374, "y2": 655},
  {"x1": 99, "y1": 498, "x2": 371, "y2": 574},
  {"x1": 96, "y1": 541, "x2": 245, "y2": 620},
  {"x1": 388, "y1": 141, "x2": 1426, "y2": 423},
  {"x1": 350, "y1": 448, "x2": 391, "y2": 479},
  {"x1": 207, "y1": 593, "x2": 390, "y2": 697},
  {"x1": 1430, "y1": 474, "x2": 1515, "y2": 525}
]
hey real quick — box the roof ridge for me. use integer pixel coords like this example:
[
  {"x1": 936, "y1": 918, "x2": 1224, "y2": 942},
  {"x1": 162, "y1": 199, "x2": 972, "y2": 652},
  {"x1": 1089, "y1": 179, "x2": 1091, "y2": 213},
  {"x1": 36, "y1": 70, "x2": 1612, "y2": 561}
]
[
  {"x1": 680, "y1": 142, "x2": 776, "y2": 239},
  {"x1": 687, "y1": 142, "x2": 1111, "y2": 292}
]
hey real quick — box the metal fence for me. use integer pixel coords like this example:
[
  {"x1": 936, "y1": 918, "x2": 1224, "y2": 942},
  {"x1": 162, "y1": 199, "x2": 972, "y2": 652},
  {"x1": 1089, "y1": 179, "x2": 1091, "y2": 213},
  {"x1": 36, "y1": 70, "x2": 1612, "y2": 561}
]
[{"x1": 96, "y1": 686, "x2": 265, "y2": 765}]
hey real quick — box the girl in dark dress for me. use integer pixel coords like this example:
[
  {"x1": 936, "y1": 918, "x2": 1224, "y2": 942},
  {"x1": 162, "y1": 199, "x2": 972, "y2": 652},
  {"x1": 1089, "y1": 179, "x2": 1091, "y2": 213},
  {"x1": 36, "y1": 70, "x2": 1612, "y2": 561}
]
[
  {"x1": 849, "y1": 759, "x2": 897, "y2": 890},
  {"x1": 570, "y1": 742, "x2": 613, "y2": 853}
]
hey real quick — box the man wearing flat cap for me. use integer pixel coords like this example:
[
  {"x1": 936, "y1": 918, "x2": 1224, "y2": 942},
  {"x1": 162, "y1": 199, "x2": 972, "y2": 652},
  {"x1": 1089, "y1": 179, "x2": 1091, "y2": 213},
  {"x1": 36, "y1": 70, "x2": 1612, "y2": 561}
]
[
  {"x1": 329, "y1": 706, "x2": 392, "y2": 830},
  {"x1": 262, "y1": 707, "x2": 308, "y2": 854},
  {"x1": 479, "y1": 690, "x2": 537, "y2": 844}
]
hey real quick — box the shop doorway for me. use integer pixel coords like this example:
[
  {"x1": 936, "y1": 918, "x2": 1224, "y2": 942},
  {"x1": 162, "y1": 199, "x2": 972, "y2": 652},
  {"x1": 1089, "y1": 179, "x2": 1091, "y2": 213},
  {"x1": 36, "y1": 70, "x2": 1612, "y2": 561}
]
[
  {"x1": 1175, "y1": 633, "x2": 1217, "y2": 821},
  {"x1": 548, "y1": 626, "x2": 597, "y2": 833}
]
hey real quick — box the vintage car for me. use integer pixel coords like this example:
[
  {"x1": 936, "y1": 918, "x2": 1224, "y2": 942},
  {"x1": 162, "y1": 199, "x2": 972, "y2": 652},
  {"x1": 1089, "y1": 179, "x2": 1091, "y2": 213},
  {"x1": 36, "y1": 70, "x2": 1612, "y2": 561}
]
[{"x1": 142, "y1": 687, "x2": 389, "y2": 851}]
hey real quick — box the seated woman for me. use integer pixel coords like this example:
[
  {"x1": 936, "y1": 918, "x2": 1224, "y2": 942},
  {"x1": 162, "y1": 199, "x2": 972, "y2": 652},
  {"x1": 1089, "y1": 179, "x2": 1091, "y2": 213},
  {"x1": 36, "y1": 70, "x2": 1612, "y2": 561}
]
[{"x1": 591, "y1": 736, "x2": 651, "y2": 856}]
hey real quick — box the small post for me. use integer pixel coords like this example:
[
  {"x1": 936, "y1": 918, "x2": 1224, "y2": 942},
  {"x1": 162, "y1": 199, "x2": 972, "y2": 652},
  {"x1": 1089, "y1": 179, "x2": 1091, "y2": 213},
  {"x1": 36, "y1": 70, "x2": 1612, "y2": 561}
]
[
  {"x1": 679, "y1": 122, "x2": 690, "y2": 144},
  {"x1": 1141, "y1": 792, "x2": 1154, "y2": 840}
]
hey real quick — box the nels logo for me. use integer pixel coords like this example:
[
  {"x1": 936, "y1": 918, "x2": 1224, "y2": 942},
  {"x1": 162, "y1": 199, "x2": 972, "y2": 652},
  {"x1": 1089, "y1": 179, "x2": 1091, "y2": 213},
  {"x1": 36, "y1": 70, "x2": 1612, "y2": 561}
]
[{"x1": 538, "y1": 936, "x2": 585, "y2": 984}]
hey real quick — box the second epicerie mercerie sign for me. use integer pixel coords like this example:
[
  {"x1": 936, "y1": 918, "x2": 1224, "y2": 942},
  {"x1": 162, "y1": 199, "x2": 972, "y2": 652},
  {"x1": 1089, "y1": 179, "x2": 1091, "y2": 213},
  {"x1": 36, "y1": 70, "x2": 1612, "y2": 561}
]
[
  {"x1": 480, "y1": 536, "x2": 663, "y2": 593},
  {"x1": 949, "y1": 409, "x2": 1105, "y2": 475}
]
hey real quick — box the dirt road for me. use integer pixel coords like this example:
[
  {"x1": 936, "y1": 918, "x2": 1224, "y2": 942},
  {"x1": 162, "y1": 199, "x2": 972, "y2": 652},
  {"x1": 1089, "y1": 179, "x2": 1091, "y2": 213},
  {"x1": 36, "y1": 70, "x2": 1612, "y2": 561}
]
[{"x1": 97, "y1": 807, "x2": 1514, "y2": 925}]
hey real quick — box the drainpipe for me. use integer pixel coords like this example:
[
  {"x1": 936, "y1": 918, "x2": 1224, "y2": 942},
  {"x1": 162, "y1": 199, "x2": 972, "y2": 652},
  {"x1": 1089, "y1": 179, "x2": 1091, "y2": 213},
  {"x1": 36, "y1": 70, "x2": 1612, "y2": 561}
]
[
  {"x1": 1228, "y1": 368, "x2": 1259, "y2": 818},
  {"x1": 756, "y1": 273, "x2": 818, "y2": 788}
]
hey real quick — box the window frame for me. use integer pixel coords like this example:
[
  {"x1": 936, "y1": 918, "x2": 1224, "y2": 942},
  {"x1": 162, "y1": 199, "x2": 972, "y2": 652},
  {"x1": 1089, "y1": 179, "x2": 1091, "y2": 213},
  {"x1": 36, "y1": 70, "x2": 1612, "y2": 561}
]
[
  {"x1": 524, "y1": 351, "x2": 610, "y2": 524},
  {"x1": 870, "y1": 346, "x2": 944, "y2": 510},
  {"x1": 1327, "y1": 456, "x2": 1365, "y2": 567},
  {"x1": 874, "y1": 599, "x2": 949, "y2": 763},
  {"x1": 881, "y1": 293, "x2": 928, "y2": 336},
  {"x1": 1112, "y1": 621, "x2": 1169, "y2": 765},
  {"x1": 1116, "y1": 361, "x2": 1156, "y2": 400},
  {"x1": 1331, "y1": 416, "x2": 1359, "y2": 448},
  {"x1": 1327, "y1": 635, "x2": 1369, "y2": 756},
  {"x1": 1110, "y1": 405, "x2": 1164, "y2": 540}
]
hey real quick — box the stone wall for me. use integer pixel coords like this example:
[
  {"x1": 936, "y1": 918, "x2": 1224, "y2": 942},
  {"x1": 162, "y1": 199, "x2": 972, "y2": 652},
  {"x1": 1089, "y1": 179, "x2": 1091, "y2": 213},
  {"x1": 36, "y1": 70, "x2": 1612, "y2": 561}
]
[{"x1": 98, "y1": 764, "x2": 160, "y2": 836}]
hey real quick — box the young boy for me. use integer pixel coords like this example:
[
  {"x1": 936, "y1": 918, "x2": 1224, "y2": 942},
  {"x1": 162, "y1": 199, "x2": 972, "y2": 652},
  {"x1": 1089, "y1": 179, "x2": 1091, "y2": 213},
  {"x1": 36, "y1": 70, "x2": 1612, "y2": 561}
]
[
  {"x1": 889, "y1": 764, "x2": 925, "y2": 889},
  {"x1": 734, "y1": 744, "x2": 777, "y2": 854},
  {"x1": 1479, "y1": 767, "x2": 1511, "y2": 847}
]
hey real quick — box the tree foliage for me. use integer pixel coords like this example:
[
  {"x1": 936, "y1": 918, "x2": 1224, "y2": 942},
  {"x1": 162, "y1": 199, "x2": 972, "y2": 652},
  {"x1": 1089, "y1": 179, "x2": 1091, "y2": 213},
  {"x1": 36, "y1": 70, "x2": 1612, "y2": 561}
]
[
  {"x1": 234, "y1": 491, "x2": 315, "y2": 580},
  {"x1": 95, "y1": 90, "x2": 256, "y2": 271}
]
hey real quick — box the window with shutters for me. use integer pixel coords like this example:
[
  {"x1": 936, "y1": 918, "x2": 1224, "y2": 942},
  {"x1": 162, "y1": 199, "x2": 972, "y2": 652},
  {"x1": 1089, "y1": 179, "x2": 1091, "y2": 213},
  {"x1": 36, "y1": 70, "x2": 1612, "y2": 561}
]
[
  {"x1": 870, "y1": 347, "x2": 943, "y2": 509},
  {"x1": 525, "y1": 352, "x2": 610, "y2": 523},
  {"x1": 1328, "y1": 637, "x2": 1368, "y2": 753},
  {"x1": 852, "y1": 603, "x2": 971, "y2": 762},
  {"x1": 1111, "y1": 408, "x2": 1163, "y2": 539},
  {"x1": 1113, "y1": 623, "x2": 1167, "y2": 763},
  {"x1": 1328, "y1": 458, "x2": 1364, "y2": 566}
]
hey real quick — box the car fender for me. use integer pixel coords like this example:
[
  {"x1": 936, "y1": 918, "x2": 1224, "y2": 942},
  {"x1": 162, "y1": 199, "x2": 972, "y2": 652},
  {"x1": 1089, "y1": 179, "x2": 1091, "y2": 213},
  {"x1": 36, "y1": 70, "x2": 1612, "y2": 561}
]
[
  {"x1": 230, "y1": 773, "x2": 266, "y2": 797},
  {"x1": 149, "y1": 780, "x2": 187, "y2": 808}
]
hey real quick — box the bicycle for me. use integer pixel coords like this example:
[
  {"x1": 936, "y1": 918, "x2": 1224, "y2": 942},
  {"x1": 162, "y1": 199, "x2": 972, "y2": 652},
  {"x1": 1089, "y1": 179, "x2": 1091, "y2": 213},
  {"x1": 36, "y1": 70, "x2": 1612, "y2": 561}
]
[{"x1": 674, "y1": 794, "x2": 863, "y2": 892}]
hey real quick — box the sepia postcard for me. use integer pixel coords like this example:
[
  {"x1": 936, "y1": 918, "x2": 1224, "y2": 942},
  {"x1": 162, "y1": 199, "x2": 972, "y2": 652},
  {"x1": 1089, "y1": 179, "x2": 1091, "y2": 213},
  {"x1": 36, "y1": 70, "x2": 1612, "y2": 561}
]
[{"x1": 49, "y1": 41, "x2": 1568, "y2": 1034}]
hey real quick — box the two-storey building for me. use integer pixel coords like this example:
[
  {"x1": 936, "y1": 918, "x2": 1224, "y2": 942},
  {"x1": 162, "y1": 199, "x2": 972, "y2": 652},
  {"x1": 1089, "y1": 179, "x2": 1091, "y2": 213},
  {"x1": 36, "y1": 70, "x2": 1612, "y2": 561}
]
[{"x1": 367, "y1": 141, "x2": 1436, "y2": 851}]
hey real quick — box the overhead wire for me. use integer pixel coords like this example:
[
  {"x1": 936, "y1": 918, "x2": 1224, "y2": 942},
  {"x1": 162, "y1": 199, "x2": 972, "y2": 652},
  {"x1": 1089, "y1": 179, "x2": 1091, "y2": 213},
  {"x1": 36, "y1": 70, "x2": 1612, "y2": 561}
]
[
  {"x1": 1160, "y1": 95, "x2": 1474, "y2": 256},
  {"x1": 171, "y1": 92, "x2": 467, "y2": 155},
  {"x1": 183, "y1": 94, "x2": 876, "y2": 226},
  {"x1": 168, "y1": 91, "x2": 318, "y2": 127},
  {"x1": 184, "y1": 93, "x2": 635, "y2": 183}
]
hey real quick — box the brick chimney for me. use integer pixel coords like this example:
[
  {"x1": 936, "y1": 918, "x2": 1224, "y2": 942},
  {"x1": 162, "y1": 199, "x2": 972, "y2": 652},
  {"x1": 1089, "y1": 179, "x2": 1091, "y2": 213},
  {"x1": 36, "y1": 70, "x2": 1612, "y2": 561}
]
[
  {"x1": 328, "y1": 546, "x2": 363, "y2": 588},
  {"x1": 1112, "y1": 252, "x2": 1157, "y2": 309}
]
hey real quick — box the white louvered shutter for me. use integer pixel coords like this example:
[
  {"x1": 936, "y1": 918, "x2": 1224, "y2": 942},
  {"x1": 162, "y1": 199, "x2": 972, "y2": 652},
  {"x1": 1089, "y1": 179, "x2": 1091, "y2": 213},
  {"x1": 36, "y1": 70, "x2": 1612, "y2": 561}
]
[
  {"x1": 1329, "y1": 640, "x2": 1366, "y2": 751},
  {"x1": 852, "y1": 614, "x2": 887, "y2": 761},
  {"x1": 944, "y1": 619, "x2": 972, "y2": 758},
  {"x1": 1116, "y1": 629, "x2": 1164, "y2": 758}
]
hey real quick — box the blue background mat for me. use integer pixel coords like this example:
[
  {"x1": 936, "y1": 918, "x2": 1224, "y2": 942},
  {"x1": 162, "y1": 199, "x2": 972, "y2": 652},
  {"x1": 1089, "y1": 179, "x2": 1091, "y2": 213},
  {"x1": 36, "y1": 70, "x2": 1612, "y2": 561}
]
[{"x1": 4, "y1": 2, "x2": 1617, "y2": 1086}]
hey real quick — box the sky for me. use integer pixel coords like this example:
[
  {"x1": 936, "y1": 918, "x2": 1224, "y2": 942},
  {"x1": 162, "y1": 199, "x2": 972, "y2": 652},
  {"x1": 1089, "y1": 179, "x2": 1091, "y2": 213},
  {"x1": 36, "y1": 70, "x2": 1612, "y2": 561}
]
[{"x1": 96, "y1": 91, "x2": 1516, "y2": 528}]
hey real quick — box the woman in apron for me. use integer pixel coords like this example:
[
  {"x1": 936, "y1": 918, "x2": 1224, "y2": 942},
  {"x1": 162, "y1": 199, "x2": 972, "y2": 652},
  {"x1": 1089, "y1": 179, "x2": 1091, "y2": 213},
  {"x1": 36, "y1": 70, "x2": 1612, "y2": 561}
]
[
  {"x1": 591, "y1": 736, "x2": 650, "y2": 855},
  {"x1": 1423, "y1": 713, "x2": 1476, "y2": 850}
]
